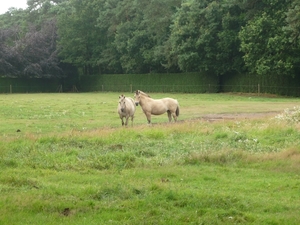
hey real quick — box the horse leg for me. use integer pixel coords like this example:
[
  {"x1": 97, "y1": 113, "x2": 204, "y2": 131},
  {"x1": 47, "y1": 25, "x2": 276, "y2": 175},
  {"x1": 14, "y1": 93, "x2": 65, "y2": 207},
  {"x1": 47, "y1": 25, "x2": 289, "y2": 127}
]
[
  {"x1": 167, "y1": 110, "x2": 172, "y2": 122},
  {"x1": 130, "y1": 115, "x2": 134, "y2": 126},
  {"x1": 125, "y1": 115, "x2": 129, "y2": 126},
  {"x1": 121, "y1": 117, "x2": 125, "y2": 126},
  {"x1": 145, "y1": 112, "x2": 151, "y2": 124},
  {"x1": 172, "y1": 112, "x2": 177, "y2": 122}
]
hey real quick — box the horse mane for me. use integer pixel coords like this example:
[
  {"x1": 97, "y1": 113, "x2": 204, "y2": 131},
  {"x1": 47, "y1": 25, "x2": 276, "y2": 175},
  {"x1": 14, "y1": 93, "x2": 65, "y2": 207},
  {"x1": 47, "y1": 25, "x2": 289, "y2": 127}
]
[{"x1": 136, "y1": 90, "x2": 151, "y2": 98}]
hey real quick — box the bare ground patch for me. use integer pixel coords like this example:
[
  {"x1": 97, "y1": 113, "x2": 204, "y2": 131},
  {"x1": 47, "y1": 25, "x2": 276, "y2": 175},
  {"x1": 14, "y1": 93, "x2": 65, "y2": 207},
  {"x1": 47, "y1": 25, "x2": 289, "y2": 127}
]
[{"x1": 200, "y1": 111, "x2": 280, "y2": 122}]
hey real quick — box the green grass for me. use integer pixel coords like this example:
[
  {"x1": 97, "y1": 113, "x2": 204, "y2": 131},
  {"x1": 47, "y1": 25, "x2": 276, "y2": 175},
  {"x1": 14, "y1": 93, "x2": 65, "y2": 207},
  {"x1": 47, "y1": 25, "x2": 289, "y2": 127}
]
[
  {"x1": 0, "y1": 92, "x2": 300, "y2": 224},
  {"x1": 0, "y1": 92, "x2": 299, "y2": 135}
]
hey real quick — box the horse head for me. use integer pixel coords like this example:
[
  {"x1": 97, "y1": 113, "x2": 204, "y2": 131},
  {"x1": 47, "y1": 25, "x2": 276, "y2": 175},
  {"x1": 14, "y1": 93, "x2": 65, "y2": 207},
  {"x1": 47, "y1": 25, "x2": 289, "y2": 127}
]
[
  {"x1": 134, "y1": 90, "x2": 151, "y2": 106},
  {"x1": 119, "y1": 94, "x2": 126, "y2": 112},
  {"x1": 134, "y1": 90, "x2": 140, "y2": 106}
]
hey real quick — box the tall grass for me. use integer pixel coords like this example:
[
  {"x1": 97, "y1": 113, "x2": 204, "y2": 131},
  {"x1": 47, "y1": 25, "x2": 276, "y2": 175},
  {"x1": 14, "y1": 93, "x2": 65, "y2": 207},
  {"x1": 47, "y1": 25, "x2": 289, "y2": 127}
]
[{"x1": 0, "y1": 93, "x2": 300, "y2": 224}]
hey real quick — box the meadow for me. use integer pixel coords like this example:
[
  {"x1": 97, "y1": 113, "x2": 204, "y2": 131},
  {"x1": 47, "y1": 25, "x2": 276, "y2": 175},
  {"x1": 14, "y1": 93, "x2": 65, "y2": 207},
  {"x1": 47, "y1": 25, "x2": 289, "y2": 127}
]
[{"x1": 0, "y1": 92, "x2": 300, "y2": 224}]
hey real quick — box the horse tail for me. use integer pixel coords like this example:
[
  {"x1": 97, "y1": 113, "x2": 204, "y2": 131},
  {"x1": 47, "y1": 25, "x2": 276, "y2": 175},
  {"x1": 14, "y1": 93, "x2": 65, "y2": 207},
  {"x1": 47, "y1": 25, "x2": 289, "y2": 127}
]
[{"x1": 176, "y1": 105, "x2": 180, "y2": 117}]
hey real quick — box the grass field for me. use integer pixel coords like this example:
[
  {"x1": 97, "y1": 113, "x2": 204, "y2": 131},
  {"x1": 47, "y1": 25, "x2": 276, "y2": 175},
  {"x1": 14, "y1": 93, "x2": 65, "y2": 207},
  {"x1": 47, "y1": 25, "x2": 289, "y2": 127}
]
[{"x1": 0, "y1": 92, "x2": 300, "y2": 224}]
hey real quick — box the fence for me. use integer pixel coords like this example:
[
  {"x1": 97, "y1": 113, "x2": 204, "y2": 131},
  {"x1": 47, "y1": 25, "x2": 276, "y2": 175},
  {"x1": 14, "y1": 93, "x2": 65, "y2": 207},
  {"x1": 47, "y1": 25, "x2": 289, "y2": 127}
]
[
  {"x1": 1, "y1": 83, "x2": 300, "y2": 96},
  {"x1": 0, "y1": 84, "x2": 63, "y2": 93},
  {"x1": 77, "y1": 84, "x2": 218, "y2": 93},
  {"x1": 0, "y1": 78, "x2": 61, "y2": 93},
  {"x1": 222, "y1": 84, "x2": 300, "y2": 96}
]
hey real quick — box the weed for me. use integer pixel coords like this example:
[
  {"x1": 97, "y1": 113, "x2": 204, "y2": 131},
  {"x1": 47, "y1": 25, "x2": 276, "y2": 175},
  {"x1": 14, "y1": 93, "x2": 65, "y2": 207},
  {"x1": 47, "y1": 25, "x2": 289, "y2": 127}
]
[{"x1": 275, "y1": 106, "x2": 300, "y2": 123}]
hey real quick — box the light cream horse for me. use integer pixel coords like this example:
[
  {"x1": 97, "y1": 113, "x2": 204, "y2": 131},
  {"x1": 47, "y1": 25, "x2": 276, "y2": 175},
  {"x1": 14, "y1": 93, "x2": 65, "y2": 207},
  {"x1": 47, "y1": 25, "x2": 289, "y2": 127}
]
[
  {"x1": 117, "y1": 94, "x2": 136, "y2": 126},
  {"x1": 134, "y1": 90, "x2": 179, "y2": 124}
]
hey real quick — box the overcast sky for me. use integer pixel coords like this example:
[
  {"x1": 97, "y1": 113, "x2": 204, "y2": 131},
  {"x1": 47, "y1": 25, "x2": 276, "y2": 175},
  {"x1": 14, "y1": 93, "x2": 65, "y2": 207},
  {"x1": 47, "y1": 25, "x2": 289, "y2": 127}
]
[{"x1": 0, "y1": 0, "x2": 28, "y2": 14}]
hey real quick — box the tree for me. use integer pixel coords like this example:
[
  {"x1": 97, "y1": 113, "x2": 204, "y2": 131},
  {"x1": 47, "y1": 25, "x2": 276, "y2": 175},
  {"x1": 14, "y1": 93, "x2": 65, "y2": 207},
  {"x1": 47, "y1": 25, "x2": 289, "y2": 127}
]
[
  {"x1": 285, "y1": 0, "x2": 300, "y2": 73},
  {"x1": 22, "y1": 19, "x2": 62, "y2": 78},
  {"x1": 57, "y1": 0, "x2": 107, "y2": 75},
  {"x1": 0, "y1": 1, "x2": 66, "y2": 78},
  {"x1": 0, "y1": 9, "x2": 63, "y2": 78},
  {"x1": 0, "y1": 26, "x2": 23, "y2": 76},
  {"x1": 239, "y1": 0, "x2": 296, "y2": 77},
  {"x1": 168, "y1": 0, "x2": 245, "y2": 75},
  {"x1": 96, "y1": 0, "x2": 181, "y2": 74},
  {"x1": 135, "y1": 0, "x2": 181, "y2": 73}
]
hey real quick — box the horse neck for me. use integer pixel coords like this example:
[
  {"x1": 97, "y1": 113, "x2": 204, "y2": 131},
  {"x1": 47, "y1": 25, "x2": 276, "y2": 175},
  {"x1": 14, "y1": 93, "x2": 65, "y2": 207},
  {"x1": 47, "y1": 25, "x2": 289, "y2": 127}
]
[
  {"x1": 139, "y1": 91, "x2": 152, "y2": 99},
  {"x1": 139, "y1": 95, "x2": 150, "y2": 107}
]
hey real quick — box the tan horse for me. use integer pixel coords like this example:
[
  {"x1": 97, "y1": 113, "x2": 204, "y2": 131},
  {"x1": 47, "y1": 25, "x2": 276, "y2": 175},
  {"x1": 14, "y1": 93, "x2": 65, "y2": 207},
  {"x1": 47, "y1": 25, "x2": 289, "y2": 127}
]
[
  {"x1": 117, "y1": 94, "x2": 136, "y2": 126},
  {"x1": 134, "y1": 90, "x2": 179, "y2": 124}
]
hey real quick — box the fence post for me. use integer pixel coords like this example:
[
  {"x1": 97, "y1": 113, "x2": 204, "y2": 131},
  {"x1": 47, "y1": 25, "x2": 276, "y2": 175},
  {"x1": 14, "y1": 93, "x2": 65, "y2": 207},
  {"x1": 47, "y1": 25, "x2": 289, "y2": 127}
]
[
  {"x1": 10, "y1": 84, "x2": 12, "y2": 94},
  {"x1": 258, "y1": 84, "x2": 260, "y2": 96},
  {"x1": 57, "y1": 85, "x2": 62, "y2": 93}
]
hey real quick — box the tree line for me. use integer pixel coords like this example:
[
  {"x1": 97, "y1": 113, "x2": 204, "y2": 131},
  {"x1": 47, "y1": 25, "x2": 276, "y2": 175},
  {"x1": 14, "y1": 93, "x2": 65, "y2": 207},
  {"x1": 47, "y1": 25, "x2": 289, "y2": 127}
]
[{"x1": 0, "y1": 0, "x2": 299, "y2": 79}]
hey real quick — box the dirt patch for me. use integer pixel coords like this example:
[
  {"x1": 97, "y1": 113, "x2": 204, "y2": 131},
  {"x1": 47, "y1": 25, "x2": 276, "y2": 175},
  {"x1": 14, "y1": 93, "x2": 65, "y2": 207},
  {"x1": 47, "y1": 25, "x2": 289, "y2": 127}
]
[
  {"x1": 227, "y1": 92, "x2": 282, "y2": 98},
  {"x1": 201, "y1": 111, "x2": 280, "y2": 122}
]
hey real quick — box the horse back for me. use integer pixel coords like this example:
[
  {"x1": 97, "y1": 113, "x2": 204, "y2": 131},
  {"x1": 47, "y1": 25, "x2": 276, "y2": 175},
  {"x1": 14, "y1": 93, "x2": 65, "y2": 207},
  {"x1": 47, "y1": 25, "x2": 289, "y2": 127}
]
[{"x1": 162, "y1": 98, "x2": 178, "y2": 108}]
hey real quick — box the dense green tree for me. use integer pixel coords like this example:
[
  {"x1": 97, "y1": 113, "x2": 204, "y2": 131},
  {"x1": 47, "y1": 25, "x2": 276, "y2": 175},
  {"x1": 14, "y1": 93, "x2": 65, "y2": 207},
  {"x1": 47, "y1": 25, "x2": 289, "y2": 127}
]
[
  {"x1": 97, "y1": 0, "x2": 143, "y2": 73},
  {"x1": 96, "y1": 0, "x2": 181, "y2": 73},
  {"x1": 95, "y1": 0, "x2": 123, "y2": 73},
  {"x1": 1, "y1": 0, "x2": 300, "y2": 80},
  {"x1": 239, "y1": 0, "x2": 296, "y2": 77},
  {"x1": 142, "y1": 0, "x2": 181, "y2": 72},
  {"x1": 168, "y1": 0, "x2": 245, "y2": 75},
  {"x1": 57, "y1": 0, "x2": 106, "y2": 75},
  {"x1": 26, "y1": 0, "x2": 65, "y2": 24},
  {"x1": 286, "y1": 0, "x2": 300, "y2": 44},
  {"x1": 285, "y1": 0, "x2": 300, "y2": 73}
]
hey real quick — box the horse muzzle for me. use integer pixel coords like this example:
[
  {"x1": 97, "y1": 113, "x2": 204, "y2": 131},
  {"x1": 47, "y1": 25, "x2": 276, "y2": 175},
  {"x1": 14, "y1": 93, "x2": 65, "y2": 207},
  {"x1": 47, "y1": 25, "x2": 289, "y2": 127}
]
[{"x1": 135, "y1": 102, "x2": 139, "y2": 106}]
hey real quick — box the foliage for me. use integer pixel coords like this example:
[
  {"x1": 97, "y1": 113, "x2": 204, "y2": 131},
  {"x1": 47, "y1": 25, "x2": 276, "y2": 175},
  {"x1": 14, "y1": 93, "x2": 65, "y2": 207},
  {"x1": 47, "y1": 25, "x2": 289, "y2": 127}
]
[
  {"x1": 169, "y1": 0, "x2": 245, "y2": 75},
  {"x1": 286, "y1": 0, "x2": 300, "y2": 46},
  {"x1": 0, "y1": 1, "x2": 64, "y2": 78},
  {"x1": 239, "y1": 0, "x2": 298, "y2": 77},
  {"x1": 0, "y1": 20, "x2": 63, "y2": 78},
  {"x1": 57, "y1": 0, "x2": 106, "y2": 75},
  {"x1": 1, "y1": 0, "x2": 300, "y2": 83},
  {"x1": 95, "y1": 0, "x2": 182, "y2": 74}
]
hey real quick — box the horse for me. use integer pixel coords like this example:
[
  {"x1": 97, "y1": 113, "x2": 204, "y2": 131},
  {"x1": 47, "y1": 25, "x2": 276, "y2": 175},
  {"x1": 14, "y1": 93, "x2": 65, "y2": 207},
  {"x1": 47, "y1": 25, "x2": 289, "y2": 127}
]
[
  {"x1": 134, "y1": 90, "x2": 180, "y2": 124},
  {"x1": 117, "y1": 94, "x2": 136, "y2": 126}
]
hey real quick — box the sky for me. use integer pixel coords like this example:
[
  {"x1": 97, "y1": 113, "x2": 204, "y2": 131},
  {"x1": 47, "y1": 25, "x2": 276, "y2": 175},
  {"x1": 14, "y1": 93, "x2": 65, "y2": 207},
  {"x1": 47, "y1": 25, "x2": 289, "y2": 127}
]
[{"x1": 0, "y1": 0, "x2": 28, "y2": 14}]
